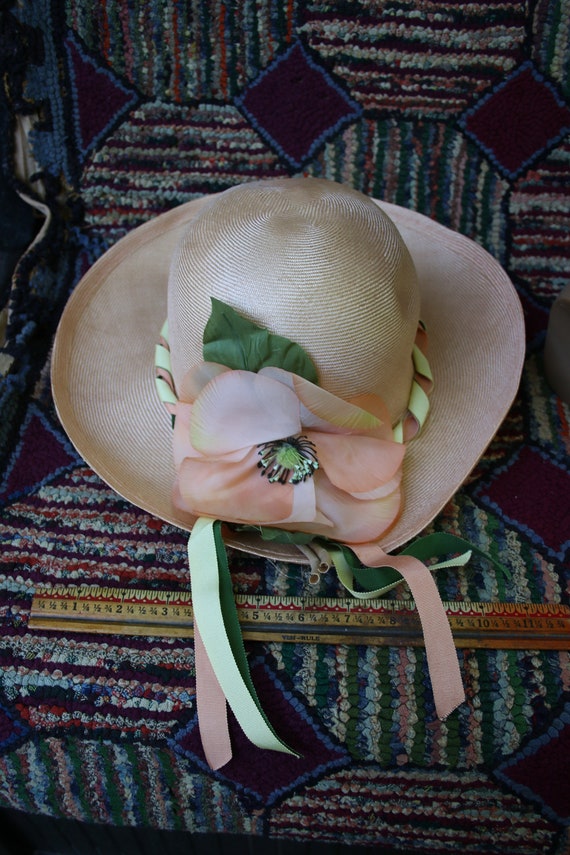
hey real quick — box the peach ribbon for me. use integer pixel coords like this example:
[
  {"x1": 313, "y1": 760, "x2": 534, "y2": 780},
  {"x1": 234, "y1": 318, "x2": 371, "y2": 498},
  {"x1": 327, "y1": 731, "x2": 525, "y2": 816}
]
[
  {"x1": 338, "y1": 543, "x2": 466, "y2": 719},
  {"x1": 194, "y1": 626, "x2": 232, "y2": 769}
]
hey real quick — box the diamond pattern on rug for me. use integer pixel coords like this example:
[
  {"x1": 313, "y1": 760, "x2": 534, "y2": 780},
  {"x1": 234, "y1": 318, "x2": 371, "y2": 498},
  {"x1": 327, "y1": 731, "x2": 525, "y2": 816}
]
[
  {"x1": 80, "y1": 102, "x2": 287, "y2": 238},
  {"x1": 509, "y1": 142, "x2": 570, "y2": 300},
  {"x1": 170, "y1": 658, "x2": 349, "y2": 805},
  {"x1": 459, "y1": 61, "x2": 570, "y2": 179},
  {"x1": 64, "y1": 35, "x2": 139, "y2": 160},
  {"x1": 474, "y1": 446, "x2": 570, "y2": 559},
  {"x1": 235, "y1": 41, "x2": 362, "y2": 169},
  {"x1": 298, "y1": 4, "x2": 529, "y2": 120},
  {"x1": 0, "y1": 404, "x2": 80, "y2": 503},
  {"x1": 495, "y1": 699, "x2": 570, "y2": 825},
  {"x1": 0, "y1": 697, "x2": 30, "y2": 754},
  {"x1": 268, "y1": 765, "x2": 561, "y2": 848}
]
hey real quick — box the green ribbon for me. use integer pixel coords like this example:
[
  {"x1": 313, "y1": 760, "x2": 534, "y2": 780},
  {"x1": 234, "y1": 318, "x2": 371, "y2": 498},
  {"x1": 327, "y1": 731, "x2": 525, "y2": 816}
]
[
  {"x1": 333, "y1": 532, "x2": 508, "y2": 598},
  {"x1": 189, "y1": 523, "x2": 505, "y2": 764},
  {"x1": 330, "y1": 534, "x2": 474, "y2": 598},
  {"x1": 188, "y1": 517, "x2": 298, "y2": 759}
]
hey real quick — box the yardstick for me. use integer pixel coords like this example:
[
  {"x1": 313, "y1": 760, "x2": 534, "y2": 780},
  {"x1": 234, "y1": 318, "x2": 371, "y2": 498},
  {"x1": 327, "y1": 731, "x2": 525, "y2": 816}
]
[{"x1": 28, "y1": 585, "x2": 570, "y2": 650}]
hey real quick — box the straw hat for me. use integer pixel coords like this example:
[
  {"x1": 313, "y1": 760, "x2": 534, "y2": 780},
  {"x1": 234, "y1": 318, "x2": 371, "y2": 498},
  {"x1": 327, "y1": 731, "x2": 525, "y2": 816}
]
[{"x1": 51, "y1": 177, "x2": 525, "y2": 559}]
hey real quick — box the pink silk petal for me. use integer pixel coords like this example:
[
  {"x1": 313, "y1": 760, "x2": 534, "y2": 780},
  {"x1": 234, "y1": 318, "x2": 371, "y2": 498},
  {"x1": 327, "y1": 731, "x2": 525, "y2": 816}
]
[
  {"x1": 279, "y1": 475, "x2": 318, "y2": 525},
  {"x1": 194, "y1": 624, "x2": 233, "y2": 770},
  {"x1": 276, "y1": 507, "x2": 334, "y2": 536},
  {"x1": 178, "y1": 362, "x2": 231, "y2": 403},
  {"x1": 349, "y1": 544, "x2": 465, "y2": 720},
  {"x1": 259, "y1": 367, "x2": 382, "y2": 434},
  {"x1": 347, "y1": 394, "x2": 397, "y2": 440},
  {"x1": 292, "y1": 373, "x2": 383, "y2": 434},
  {"x1": 348, "y1": 394, "x2": 393, "y2": 430},
  {"x1": 172, "y1": 404, "x2": 251, "y2": 467},
  {"x1": 308, "y1": 431, "x2": 405, "y2": 494},
  {"x1": 172, "y1": 403, "x2": 194, "y2": 467},
  {"x1": 311, "y1": 472, "x2": 402, "y2": 543},
  {"x1": 191, "y1": 370, "x2": 301, "y2": 455},
  {"x1": 175, "y1": 449, "x2": 299, "y2": 524},
  {"x1": 350, "y1": 471, "x2": 403, "y2": 500}
]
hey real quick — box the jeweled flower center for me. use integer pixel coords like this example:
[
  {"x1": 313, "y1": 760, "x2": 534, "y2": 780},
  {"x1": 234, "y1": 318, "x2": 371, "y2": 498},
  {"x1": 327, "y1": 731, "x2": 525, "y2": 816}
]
[{"x1": 257, "y1": 436, "x2": 319, "y2": 485}]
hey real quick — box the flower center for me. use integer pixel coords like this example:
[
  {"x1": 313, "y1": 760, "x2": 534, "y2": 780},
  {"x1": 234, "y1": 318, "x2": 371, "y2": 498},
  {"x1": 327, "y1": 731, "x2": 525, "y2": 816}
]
[{"x1": 257, "y1": 436, "x2": 319, "y2": 485}]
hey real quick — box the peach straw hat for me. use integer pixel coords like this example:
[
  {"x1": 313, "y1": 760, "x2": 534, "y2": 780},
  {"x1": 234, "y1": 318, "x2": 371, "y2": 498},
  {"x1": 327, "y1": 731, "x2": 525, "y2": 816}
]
[{"x1": 52, "y1": 177, "x2": 525, "y2": 769}]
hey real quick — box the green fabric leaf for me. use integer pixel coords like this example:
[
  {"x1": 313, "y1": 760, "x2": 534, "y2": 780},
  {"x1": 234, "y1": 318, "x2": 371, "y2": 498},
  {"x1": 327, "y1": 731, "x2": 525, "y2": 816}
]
[
  {"x1": 335, "y1": 543, "x2": 403, "y2": 591},
  {"x1": 231, "y1": 526, "x2": 507, "y2": 590},
  {"x1": 402, "y1": 532, "x2": 510, "y2": 578},
  {"x1": 233, "y1": 524, "x2": 316, "y2": 545},
  {"x1": 340, "y1": 532, "x2": 509, "y2": 594},
  {"x1": 203, "y1": 298, "x2": 318, "y2": 383}
]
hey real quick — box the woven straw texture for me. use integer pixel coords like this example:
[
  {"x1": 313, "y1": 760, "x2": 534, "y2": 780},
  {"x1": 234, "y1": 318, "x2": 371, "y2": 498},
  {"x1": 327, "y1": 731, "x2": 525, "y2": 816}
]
[
  {"x1": 51, "y1": 182, "x2": 524, "y2": 554},
  {"x1": 1, "y1": 2, "x2": 569, "y2": 854},
  {"x1": 169, "y1": 178, "x2": 419, "y2": 419}
]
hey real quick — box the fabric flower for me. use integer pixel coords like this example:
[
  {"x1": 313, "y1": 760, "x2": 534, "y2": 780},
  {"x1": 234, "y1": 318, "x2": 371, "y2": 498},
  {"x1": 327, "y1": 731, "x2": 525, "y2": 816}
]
[{"x1": 171, "y1": 363, "x2": 405, "y2": 546}]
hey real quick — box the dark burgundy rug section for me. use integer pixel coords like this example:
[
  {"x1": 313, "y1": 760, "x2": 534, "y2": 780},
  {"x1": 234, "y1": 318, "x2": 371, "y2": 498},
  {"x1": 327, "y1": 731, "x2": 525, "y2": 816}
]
[
  {"x1": 461, "y1": 61, "x2": 570, "y2": 178},
  {"x1": 235, "y1": 42, "x2": 362, "y2": 168}
]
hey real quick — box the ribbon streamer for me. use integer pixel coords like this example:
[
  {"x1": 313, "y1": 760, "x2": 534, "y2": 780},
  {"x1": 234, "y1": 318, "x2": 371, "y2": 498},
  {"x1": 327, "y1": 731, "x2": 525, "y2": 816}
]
[
  {"x1": 188, "y1": 517, "x2": 298, "y2": 767},
  {"x1": 189, "y1": 519, "x2": 473, "y2": 766},
  {"x1": 331, "y1": 542, "x2": 465, "y2": 719},
  {"x1": 194, "y1": 625, "x2": 232, "y2": 770}
]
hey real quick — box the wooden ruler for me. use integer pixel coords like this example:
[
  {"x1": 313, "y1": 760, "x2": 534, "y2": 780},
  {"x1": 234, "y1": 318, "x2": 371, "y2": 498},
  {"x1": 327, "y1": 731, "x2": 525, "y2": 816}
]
[{"x1": 28, "y1": 585, "x2": 570, "y2": 650}]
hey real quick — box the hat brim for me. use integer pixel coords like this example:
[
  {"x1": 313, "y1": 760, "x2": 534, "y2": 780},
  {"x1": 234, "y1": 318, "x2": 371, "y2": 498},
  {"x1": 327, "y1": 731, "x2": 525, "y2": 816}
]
[{"x1": 51, "y1": 195, "x2": 525, "y2": 561}]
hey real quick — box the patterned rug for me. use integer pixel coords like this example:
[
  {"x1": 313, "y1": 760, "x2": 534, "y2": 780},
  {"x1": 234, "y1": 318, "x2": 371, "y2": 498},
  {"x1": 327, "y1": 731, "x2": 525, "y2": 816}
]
[{"x1": 1, "y1": 1, "x2": 570, "y2": 852}]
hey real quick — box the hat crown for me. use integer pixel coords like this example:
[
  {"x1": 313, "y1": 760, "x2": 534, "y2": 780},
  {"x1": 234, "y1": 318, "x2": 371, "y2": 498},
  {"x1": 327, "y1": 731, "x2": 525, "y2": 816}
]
[{"x1": 168, "y1": 177, "x2": 420, "y2": 423}]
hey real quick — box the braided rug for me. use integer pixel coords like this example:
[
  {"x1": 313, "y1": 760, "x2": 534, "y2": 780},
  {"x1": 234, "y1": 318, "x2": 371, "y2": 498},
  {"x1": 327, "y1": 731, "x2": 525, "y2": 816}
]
[{"x1": 0, "y1": 2, "x2": 569, "y2": 852}]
